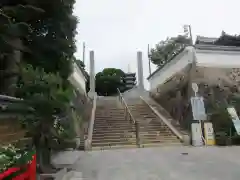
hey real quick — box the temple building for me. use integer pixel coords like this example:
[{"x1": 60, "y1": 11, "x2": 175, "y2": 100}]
[
  {"x1": 124, "y1": 72, "x2": 136, "y2": 90},
  {"x1": 147, "y1": 32, "x2": 240, "y2": 131}
]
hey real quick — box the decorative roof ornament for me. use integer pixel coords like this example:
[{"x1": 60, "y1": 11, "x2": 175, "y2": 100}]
[{"x1": 196, "y1": 31, "x2": 240, "y2": 47}]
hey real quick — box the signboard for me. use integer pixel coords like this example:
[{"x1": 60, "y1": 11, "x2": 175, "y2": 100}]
[
  {"x1": 191, "y1": 123, "x2": 203, "y2": 146},
  {"x1": 192, "y1": 83, "x2": 199, "y2": 94},
  {"x1": 227, "y1": 107, "x2": 240, "y2": 135},
  {"x1": 204, "y1": 122, "x2": 215, "y2": 145},
  {"x1": 190, "y1": 96, "x2": 207, "y2": 120}
]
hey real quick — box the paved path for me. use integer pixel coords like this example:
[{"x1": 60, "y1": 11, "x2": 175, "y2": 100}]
[{"x1": 69, "y1": 146, "x2": 240, "y2": 180}]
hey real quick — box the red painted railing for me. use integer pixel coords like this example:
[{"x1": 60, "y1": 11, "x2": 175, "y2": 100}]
[{"x1": 0, "y1": 154, "x2": 36, "y2": 180}]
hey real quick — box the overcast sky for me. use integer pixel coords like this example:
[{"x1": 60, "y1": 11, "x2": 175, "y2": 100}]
[{"x1": 74, "y1": 0, "x2": 239, "y2": 89}]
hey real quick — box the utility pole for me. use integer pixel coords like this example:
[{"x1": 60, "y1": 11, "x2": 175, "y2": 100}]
[
  {"x1": 189, "y1": 25, "x2": 193, "y2": 45},
  {"x1": 82, "y1": 42, "x2": 86, "y2": 64},
  {"x1": 148, "y1": 44, "x2": 152, "y2": 76},
  {"x1": 183, "y1": 25, "x2": 193, "y2": 45},
  {"x1": 128, "y1": 64, "x2": 131, "y2": 73}
]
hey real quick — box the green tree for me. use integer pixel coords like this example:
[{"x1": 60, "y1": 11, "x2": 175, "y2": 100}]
[
  {"x1": 16, "y1": 65, "x2": 72, "y2": 170},
  {"x1": 0, "y1": 0, "x2": 77, "y2": 94},
  {"x1": 0, "y1": 4, "x2": 43, "y2": 95},
  {"x1": 22, "y1": 0, "x2": 77, "y2": 81},
  {"x1": 95, "y1": 68, "x2": 125, "y2": 96},
  {"x1": 150, "y1": 35, "x2": 190, "y2": 67},
  {"x1": 0, "y1": 0, "x2": 78, "y2": 171}
]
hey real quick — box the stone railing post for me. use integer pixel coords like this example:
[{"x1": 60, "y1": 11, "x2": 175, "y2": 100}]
[
  {"x1": 88, "y1": 51, "x2": 96, "y2": 98},
  {"x1": 137, "y1": 51, "x2": 144, "y2": 89}
]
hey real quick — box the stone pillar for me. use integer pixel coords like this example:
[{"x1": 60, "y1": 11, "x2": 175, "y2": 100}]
[
  {"x1": 137, "y1": 51, "x2": 144, "y2": 89},
  {"x1": 88, "y1": 51, "x2": 96, "y2": 98}
]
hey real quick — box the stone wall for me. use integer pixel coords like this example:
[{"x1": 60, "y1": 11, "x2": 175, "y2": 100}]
[{"x1": 152, "y1": 66, "x2": 240, "y2": 133}]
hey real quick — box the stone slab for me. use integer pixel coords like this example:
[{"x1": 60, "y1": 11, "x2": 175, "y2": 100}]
[{"x1": 51, "y1": 150, "x2": 83, "y2": 168}]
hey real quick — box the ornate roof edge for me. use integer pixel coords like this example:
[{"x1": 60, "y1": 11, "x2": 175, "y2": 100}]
[{"x1": 195, "y1": 44, "x2": 240, "y2": 51}]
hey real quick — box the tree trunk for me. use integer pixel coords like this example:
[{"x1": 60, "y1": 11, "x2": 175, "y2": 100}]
[{"x1": 4, "y1": 38, "x2": 22, "y2": 96}]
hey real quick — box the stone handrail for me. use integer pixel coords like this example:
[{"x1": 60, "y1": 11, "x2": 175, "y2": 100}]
[
  {"x1": 117, "y1": 89, "x2": 141, "y2": 146},
  {"x1": 139, "y1": 96, "x2": 184, "y2": 142},
  {"x1": 85, "y1": 95, "x2": 97, "y2": 150}
]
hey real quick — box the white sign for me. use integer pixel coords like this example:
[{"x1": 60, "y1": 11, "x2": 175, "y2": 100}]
[
  {"x1": 192, "y1": 83, "x2": 199, "y2": 93},
  {"x1": 191, "y1": 96, "x2": 206, "y2": 120},
  {"x1": 227, "y1": 107, "x2": 240, "y2": 135},
  {"x1": 191, "y1": 123, "x2": 203, "y2": 146}
]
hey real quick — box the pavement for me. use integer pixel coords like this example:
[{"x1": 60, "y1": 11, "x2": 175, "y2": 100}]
[
  {"x1": 51, "y1": 150, "x2": 83, "y2": 168},
  {"x1": 54, "y1": 146, "x2": 240, "y2": 180}
]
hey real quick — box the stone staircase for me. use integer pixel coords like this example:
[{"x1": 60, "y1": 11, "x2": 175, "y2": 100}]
[
  {"x1": 91, "y1": 98, "x2": 137, "y2": 150},
  {"x1": 128, "y1": 99, "x2": 182, "y2": 147},
  {"x1": 148, "y1": 99, "x2": 189, "y2": 136}
]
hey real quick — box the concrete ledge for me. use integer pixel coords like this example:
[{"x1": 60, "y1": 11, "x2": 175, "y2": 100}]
[{"x1": 182, "y1": 134, "x2": 191, "y2": 146}]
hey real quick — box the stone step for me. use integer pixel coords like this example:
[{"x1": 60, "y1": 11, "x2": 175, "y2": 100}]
[
  {"x1": 94, "y1": 121, "x2": 133, "y2": 124},
  {"x1": 140, "y1": 127, "x2": 172, "y2": 131},
  {"x1": 92, "y1": 133, "x2": 136, "y2": 139},
  {"x1": 93, "y1": 125, "x2": 134, "y2": 130},
  {"x1": 133, "y1": 116, "x2": 157, "y2": 119},
  {"x1": 139, "y1": 134, "x2": 174, "y2": 138},
  {"x1": 92, "y1": 138, "x2": 136, "y2": 143},
  {"x1": 96, "y1": 111, "x2": 125, "y2": 114},
  {"x1": 92, "y1": 140, "x2": 136, "y2": 147},
  {"x1": 96, "y1": 108, "x2": 124, "y2": 111},
  {"x1": 93, "y1": 130, "x2": 134, "y2": 134},
  {"x1": 95, "y1": 117, "x2": 128, "y2": 122},
  {"x1": 93, "y1": 132, "x2": 135, "y2": 137},
  {"x1": 141, "y1": 138, "x2": 179, "y2": 144},
  {"x1": 94, "y1": 124, "x2": 134, "y2": 128},
  {"x1": 140, "y1": 142, "x2": 182, "y2": 148},
  {"x1": 91, "y1": 144, "x2": 137, "y2": 151},
  {"x1": 94, "y1": 125, "x2": 133, "y2": 128},
  {"x1": 94, "y1": 122, "x2": 130, "y2": 125},
  {"x1": 138, "y1": 126, "x2": 172, "y2": 131},
  {"x1": 95, "y1": 122, "x2": 128, "y2": 125},
  {"x1": 95, "y1": 116, "x2": 126, "y2": 119},
  {"x1": 139, "y1": 130, "x2": 173, "y2": 135},
  {"x1": 93, "y1": 131, "x2": 135, "y2": 136},
  {"x1": 95, "y1": 119, "x2": 126, "y2": 122},
  {"x1": 93, "y1": 130, "x2": 135, "y2": 135},
  {"x1": 93, "y1": 124, "x2": 170, "y2": 131},
  {"x1": 140, "y1": 138, "x2": 179, "y2": 143},
  {"x1": 140, "y1": 132, "x2": 174, "y2": 136},
  {"x1": 131, "y1": 112, "x2": 155, "y2": 115},
  {"x1": 96, "y1": 112, "x2": 125, "y2": 114},
  {"x1": 93, "y1": 127, "x2": 135, "y2": 131}
]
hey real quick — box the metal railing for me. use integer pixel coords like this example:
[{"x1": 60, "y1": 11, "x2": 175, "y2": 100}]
[{"x1": 117, "y1": 89, "x2": 141, "y2": 147}]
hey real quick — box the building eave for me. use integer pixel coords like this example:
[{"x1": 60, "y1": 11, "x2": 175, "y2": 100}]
[
  {"x1": 195, "y1": 44, "x2": 240, "y2": 52},
  {"x1": 147, "y1": 46, "x2": 190, "y2": 80}
]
